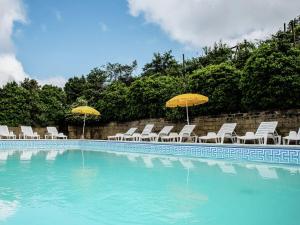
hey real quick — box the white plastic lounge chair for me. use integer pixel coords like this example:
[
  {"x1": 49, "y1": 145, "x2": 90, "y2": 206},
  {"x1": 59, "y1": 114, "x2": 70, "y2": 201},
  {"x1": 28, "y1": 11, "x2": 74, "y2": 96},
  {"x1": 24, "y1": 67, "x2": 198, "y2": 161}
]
[
  {"x1": 199, "y1": 123, "x2": 237, "y2": 144},
  {"x1": 107, "y1": 128, "x2": 137, "y2": 141},
  {"x1": 150, "y1": 126, "x2": 174, "y2": 142},
  {"x1": 124, "y1": 124, "x2": 154, "y2": 141},
  {"x1": 0, "y1": 125, "x2": 16, "y2": 139},
  {"x1": 19, "y1": 126, "x2": 40, "y2": 139},
  {"x1": 282, "y1": 128, "x2": 300, "y2": 145},
  {"x1": 138, "y1": 124, "x2": 155, "y2": 141},
  {"x1": 237, "y1": 121, "x2": 281, "y2": 145},
  {"x1": 123, "y1": 133, "x2": 141, "y2": 141},
  {"x1": 45, "y1": 127, "x2": 67, "y2": 139},
  {"x1": 161, "y1": 125, "x2": 196, "y2": 142}
]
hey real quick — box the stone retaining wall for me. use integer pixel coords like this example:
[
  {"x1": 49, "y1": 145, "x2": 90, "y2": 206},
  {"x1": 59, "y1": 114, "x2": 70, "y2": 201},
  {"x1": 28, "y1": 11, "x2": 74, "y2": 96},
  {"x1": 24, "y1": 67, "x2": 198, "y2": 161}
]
[
  {"x1": 3, "y1": 127, "x2": 49, "y2": 139},
  {"x1": 68, "y1": 109, "x2": 300, "y2": 139},
  {"x1": 4, "y1": 110, "x2": 300, "y2": 139}
]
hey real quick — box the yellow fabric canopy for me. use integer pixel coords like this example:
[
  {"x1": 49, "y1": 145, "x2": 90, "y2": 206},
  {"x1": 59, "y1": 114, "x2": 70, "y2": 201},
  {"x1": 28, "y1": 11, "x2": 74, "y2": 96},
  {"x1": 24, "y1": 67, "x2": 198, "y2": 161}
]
[
  {"x1": 71, "y1": 106, "x2": 100, "y2": 116},
  {"x1": 166, "y1": 93, "x2": 208, "y2": 108},
  {"x1": 71, "y1": 106, "x2": 100, "y2": 139}
]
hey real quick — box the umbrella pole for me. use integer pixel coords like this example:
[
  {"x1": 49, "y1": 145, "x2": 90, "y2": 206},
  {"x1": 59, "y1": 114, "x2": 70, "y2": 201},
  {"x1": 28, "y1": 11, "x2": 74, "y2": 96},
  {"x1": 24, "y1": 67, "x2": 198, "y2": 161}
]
[
  {"x1": 186, "y1": 103, "x2": 189, "y2": 125},
  {"x1": 82, "y1": 113, "x2": 86, "y2": 139}
]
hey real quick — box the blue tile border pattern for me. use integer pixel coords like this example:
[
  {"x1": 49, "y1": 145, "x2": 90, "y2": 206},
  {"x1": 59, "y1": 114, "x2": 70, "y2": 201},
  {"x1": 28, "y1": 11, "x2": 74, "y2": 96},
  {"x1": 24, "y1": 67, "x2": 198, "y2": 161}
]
[{"x1": 0, "y1": 140, "x2": 300, "y2": 166}]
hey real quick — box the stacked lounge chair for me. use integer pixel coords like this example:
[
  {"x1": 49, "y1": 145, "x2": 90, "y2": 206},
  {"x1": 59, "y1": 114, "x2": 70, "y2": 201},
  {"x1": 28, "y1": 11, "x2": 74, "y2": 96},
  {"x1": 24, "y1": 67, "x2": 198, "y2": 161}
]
[
  {"x1": 161, "y1": 125, "x2": 196, "y2": 142},
  {"x1": 282, "y1": 128, "x2": 300, "y2": 145},
  {"x1": 19, "y1": 126, "x2": 40, "y2": 139},
  {"x1": 0, "y1": 125, "x2": 16, "y2": 139},
  {"x1": 237, "y1": 121, "x2": 281, "y2": 145},
  {"x1": 199, "y1": 123, "x2": 237, "y2": 144},
  {"x1": 44, "y1": 127, "x2": 67, "y2": 139}
]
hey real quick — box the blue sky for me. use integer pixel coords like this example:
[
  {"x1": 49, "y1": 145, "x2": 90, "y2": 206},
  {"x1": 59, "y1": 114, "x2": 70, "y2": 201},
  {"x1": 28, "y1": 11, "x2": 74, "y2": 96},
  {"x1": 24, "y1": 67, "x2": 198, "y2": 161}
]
[
  {"x1": 12, "y1": 0, "x2": 197, "y2": 82},
  {"x1": 1, "y1": 0, "x2": 299, "y2": 86}
]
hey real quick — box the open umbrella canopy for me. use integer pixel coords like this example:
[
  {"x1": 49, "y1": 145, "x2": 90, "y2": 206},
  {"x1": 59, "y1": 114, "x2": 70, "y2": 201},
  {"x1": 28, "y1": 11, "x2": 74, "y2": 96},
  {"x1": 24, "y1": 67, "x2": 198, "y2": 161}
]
[
  {"x1": 166, "y1": 93, "x2": 208, "y2": 108},
  {"x1": 71, "y1": 106, "x2": 100, "y2": 139},
  {"x1": 71, "y1": 106, "x2": 100, "y2": 116},
  {"x1": 166, "y1": 93, "x2": 208, "y2": 125}
]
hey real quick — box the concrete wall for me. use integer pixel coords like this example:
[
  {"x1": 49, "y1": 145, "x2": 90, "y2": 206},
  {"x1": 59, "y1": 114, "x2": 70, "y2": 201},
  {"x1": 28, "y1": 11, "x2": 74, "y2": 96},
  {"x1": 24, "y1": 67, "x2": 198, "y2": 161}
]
[{"x1": 67, "y1": 109, "x2": 300, "y2": 139}]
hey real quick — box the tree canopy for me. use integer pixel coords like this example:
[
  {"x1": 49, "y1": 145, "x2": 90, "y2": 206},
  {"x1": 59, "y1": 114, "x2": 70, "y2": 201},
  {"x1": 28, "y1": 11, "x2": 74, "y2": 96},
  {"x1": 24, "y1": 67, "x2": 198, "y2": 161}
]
[{"x1": 0, "y1": 16, "x2": 299, "y2": 126}]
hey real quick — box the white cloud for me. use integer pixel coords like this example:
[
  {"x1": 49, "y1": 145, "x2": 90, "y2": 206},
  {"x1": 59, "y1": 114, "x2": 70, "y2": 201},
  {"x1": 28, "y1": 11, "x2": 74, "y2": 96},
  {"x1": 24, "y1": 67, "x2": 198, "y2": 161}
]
[
  {"x1": 127, "y1": 0, "x2": 300, "y2": 48},
  {"x1": 38, "y1": 76, "x2": 67, "y2": 88},
  {"x1": 0, "y1": 0, "x2": 26, "y2": 53},
  {"x1": 0, "y1": 53, "x2": 27, "y2": 86},
  {"x1": 0, "y1": 0, "x2": 65, "y2": 87},
  {"x1": 0, "y1": 0, "x2": 28, "y2": 86}
]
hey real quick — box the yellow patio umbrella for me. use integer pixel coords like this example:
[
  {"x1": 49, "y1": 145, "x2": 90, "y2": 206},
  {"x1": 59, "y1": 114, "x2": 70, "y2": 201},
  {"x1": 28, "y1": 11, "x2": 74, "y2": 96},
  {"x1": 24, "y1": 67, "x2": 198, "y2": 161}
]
[
  {"x1": 71, "y1": 106, "x2": 100, "y2": 139},
  {"x1": 166, "y1": 93, "x2": 208, "y2": 124}
]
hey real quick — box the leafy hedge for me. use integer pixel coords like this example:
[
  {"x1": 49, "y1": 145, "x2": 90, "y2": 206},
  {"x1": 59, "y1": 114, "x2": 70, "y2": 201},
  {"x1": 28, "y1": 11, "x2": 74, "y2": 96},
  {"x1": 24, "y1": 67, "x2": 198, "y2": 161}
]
[
  {"x1": 188, "y1": 63, "x2": 241, "y2": 115},
  {"x1": 0, "y1": 16, "x2": 299, "y2": 126}
]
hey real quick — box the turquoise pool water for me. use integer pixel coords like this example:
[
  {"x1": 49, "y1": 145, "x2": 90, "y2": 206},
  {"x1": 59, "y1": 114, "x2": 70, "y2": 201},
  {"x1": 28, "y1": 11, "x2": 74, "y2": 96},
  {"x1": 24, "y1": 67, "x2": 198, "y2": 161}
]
[{"x1": 0, "y1": 149, "x2": 300, "y2": 225}]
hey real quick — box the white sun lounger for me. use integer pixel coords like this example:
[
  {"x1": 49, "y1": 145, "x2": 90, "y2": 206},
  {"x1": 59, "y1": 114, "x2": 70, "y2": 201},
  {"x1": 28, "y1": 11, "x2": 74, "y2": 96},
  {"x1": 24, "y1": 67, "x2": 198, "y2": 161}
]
[
  {"x1": 0, "y1": 125, "x2": 16, "y2": 139},
  {"x1": 125, "y1": 124, "x2": 154, "y2": 141},
  {"x1": 150, "y1": 126, "x2": 174, "y2": 142},
  {"x1": 237, "y1": 121, "x2": 281, "y2": 145},
  {"x1": 138, "y1": 124, "x2": 156, "y2": 141},
  {"x1": 45, "y1": 127, "x2": 67, "y2": 139},
  {"x1": 161, "y1": 125, "x2": 196, "y2": 142},
  {"x1": 199, "y1": 123, "x2": 237, "y2": 144},
  {"x1": 19, "y1": 126, "x2": 40, "y2": 139},
  {"x1": 282, "y1": 128, "x2": 300, "y2": 145},
  {"x1": 107, "y1": 127, "x2": 137, "y2": 141}
]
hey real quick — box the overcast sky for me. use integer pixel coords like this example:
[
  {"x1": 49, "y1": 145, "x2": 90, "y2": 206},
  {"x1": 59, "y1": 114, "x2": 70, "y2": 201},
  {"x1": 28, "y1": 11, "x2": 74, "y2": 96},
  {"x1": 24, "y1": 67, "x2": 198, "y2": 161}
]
[{"x1": 0, "y1": 0, "x2": 299, "y2": 87}]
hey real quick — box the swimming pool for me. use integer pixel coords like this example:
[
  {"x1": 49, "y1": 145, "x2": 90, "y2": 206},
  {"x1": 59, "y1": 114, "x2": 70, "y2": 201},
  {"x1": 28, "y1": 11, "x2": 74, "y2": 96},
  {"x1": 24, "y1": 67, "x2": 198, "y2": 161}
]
[{"x1": 0, "y1": 140, "x2": 300, "y2": 225}]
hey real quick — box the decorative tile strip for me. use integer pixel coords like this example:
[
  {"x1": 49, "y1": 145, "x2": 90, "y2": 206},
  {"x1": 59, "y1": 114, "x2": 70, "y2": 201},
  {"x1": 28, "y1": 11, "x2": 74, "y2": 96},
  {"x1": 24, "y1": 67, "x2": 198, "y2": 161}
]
[{"x1": 0, "y1": 140, "x2": 300, "y2": 165}]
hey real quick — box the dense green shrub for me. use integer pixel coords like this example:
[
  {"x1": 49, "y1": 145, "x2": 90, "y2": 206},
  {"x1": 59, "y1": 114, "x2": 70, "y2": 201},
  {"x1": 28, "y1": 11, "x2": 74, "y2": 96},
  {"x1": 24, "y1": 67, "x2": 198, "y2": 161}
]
[
  {"x1": 0, "y1": 82, "x2": 31, "y2": 126},
  {"x1": 188, "y1": 63, "x2": 242, "y2": 115},
  {"x1": 0, "y1": 16, "x2": 299, "y2": 126},
  {"x1": 95, "y1": 81, "x2": 130, "y2": 122},
  {"x1": 37, "y1": 85, "x2": 67, "y2": 126},
  {"x1": 240, "y1": 41, "x2": 300, "y2": 110},
  {"x1": 127, "y1": 76, "x2": 185, "y2": 120}
]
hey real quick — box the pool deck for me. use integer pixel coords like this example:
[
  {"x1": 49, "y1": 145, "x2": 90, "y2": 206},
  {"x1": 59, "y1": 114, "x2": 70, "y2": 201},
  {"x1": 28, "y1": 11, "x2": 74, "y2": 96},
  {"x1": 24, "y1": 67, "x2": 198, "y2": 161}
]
[{"x1": 0, "y1": 139, "x2": 300, "y2": 165}]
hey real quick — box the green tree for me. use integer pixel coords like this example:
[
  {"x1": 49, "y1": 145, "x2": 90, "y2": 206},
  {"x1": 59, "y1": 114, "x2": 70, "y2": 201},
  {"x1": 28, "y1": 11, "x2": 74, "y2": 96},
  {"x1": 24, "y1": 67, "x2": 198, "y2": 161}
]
[
  {"x1": 127, "y1": 76, "x2": 185, "y2": 119},
  {"x1": 0, "y1": 82, "x2": 31, "y2": 126},
  {"x1": 240, "y1": 41, "x2": 300, "y2": 110},
  {"x1": 199, "y1": 41, "x2": 233, "y2": 67},
  {"x1": 188, "y1": 63, "x2": 241, "y2": 114},
  {"x1": 64, "y1": 76, "x2": 87, "y2": 104},
  {"x1": 105, "y1": 61, "x2": 137, "y2": 85},
  {"x1": 96, "y1": 81, "x2": 130, "y2": 122},
  {"x1": 20, "y1": 78, "x2": 42, "y2": 125},
  {"x1": 142, "y1": 51, "x2": 180, "y2": 77},
  {"x1": 232, "y1": 40, "x2": 256, "y2": 69},
  {"x1": 37, "y1": 85, "x2": 67, "y2": 126},
  {"x1": 85, "y1": 68, "x2": 107, "y2": 103}
]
